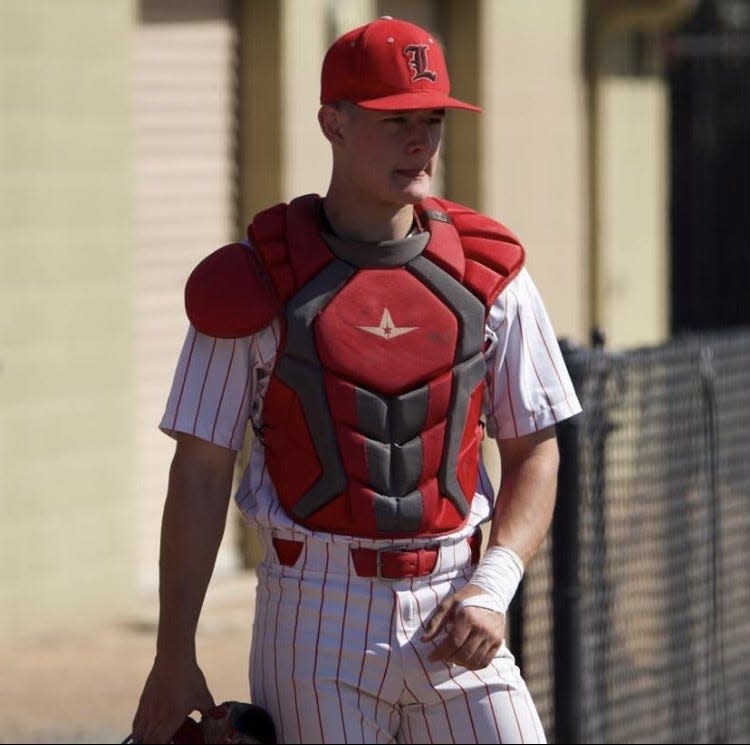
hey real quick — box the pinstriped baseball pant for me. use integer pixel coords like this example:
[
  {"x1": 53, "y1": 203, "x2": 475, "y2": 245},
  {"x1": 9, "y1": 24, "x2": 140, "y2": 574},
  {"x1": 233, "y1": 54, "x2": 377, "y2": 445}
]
[{"x1": 248, "y1": 531, "x2": 546, "y2": 744}]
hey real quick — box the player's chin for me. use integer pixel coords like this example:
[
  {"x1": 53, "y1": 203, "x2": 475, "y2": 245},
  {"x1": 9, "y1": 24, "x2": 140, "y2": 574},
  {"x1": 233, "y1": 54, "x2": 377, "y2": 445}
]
[{"x1": 395, "y1": 180, "x2": 432, "y2": 204}]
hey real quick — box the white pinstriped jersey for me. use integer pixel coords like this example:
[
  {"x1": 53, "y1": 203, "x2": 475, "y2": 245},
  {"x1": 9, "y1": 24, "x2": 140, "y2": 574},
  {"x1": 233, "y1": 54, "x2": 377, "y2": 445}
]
[{"x1": 159, "y1": 266, "x2": 581, "y2": 546}]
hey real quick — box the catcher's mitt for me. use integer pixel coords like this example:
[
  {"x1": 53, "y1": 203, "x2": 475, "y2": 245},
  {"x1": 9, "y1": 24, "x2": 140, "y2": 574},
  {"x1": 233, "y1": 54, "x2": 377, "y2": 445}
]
[{"x1": 122, "y1": 701, "x2": 277, "y2": 744}]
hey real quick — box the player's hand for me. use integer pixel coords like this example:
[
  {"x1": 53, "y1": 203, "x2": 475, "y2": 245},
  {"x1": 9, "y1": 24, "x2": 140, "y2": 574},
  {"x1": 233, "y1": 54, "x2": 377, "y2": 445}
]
[
  {"x1": 130, "y1": 654, "x2": 215, "y2": 743},
  {"x1": 421, "y1": 582, "x2": 505, "y2": 670}
]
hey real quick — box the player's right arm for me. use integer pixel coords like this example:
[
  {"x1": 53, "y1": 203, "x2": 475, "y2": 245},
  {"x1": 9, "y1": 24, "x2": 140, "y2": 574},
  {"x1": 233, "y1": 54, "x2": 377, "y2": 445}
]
[{"x1": 131, "y1": 432, "x2": 238, "y2": 744}]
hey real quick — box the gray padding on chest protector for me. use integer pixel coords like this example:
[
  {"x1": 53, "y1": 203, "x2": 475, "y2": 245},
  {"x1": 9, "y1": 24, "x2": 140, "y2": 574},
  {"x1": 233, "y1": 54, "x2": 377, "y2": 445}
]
[
  {"x1": 373, "y1": 489, "x2": 424, "y2": 534},
  {"x1": 365, "y1": 436, "x2": 423, "y2": 498},
  {"x1": 274, "y1": 259, "x2": 354, "y2": 520},
  {"x1": 282, "y1": 259, "x2": 356, "y2": 365},
  {"x1": 355, "y1": 385, "x2": 430, "y2": 534},
  {"x1": 355, "y1": 385, "x2": 429, "y2": 444},
  {"x1": 407, "y1": 255, "x2": 485, "y2": 363},
  {"x1": 323, "y1": 230, "x2": 429, "y2": 268},
  {"x1": 439, "y1": 354, "x2": 486, "y2": 516},
  {"x1": 407, "y1": 254, "x2": 488, "y2": 517}
]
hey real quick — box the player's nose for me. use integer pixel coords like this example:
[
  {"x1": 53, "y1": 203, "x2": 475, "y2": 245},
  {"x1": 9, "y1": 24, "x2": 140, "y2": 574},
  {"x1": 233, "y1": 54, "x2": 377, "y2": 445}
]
[{"x1": 406, "y1": 120, "x2": 438, "y2": 154}]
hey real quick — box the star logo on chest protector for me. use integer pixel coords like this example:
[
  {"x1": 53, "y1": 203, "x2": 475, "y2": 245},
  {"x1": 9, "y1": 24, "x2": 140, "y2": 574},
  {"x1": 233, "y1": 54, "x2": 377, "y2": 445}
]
[{"x1": 356, "y1": 308, "x2": 418, "y2": 339}]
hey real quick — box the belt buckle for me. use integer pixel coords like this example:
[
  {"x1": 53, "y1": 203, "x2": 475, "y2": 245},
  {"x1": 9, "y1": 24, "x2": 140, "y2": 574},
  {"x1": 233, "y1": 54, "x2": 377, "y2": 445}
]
[
  {"x1": 375, "y1": 544, "x2": 416, "y2": 581},
  {"x1": 375, "y1": 543, "x2": 438, "y2": 580}
]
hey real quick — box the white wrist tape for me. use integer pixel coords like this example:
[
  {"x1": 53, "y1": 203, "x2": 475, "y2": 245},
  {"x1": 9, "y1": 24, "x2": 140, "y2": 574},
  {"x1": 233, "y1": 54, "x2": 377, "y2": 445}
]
[
  {"x1": 455, "y1": 592, "x2": 505, "y2": 614},
  {"x1": 466, "y1": 545, "x2": 525, "y2": 614}
]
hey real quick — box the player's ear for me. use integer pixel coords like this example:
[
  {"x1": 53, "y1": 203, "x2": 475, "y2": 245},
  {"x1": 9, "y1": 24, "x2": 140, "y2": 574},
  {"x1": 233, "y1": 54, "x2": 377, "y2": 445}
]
[{"x1": 318, "y1": 103, "x2": 346, "y2": 146}]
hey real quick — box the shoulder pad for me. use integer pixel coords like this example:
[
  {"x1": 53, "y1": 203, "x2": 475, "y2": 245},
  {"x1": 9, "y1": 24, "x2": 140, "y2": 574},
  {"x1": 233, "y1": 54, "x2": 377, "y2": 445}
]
[
  {"x1": 420, "y1": 197, "x2": 525, "y2": 306},
  {"x1": 249, "y1": 194, "x2": 332, "y2": 304},
  {"x1": 184, "y1": 242, "x2": 280, "y2": 338}
]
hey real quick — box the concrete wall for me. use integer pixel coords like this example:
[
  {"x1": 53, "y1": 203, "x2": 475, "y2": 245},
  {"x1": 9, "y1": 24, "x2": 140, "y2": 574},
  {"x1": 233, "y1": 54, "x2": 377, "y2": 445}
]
[{"x1": 0, "y1": 0, "x2": 137, "y2": 636}]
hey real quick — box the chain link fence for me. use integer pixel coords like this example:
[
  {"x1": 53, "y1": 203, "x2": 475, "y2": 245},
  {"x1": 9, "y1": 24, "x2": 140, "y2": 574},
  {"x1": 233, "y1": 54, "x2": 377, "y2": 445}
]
[{"x1": 514, "y1": 327, "x2": 750, "y2": 744}]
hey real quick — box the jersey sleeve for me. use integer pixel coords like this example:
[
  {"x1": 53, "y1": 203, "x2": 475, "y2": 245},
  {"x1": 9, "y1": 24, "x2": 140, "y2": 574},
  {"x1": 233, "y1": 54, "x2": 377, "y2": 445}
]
[
  {"x1": 159, "y1": 324, "x2": 256, "y2": 451},
  {"x1": 484, "y1": 267, "x2": 582, "y2": 440}
]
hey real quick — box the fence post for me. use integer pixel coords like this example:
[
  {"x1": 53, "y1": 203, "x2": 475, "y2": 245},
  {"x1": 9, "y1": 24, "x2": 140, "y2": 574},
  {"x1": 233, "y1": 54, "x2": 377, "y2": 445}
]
[{"x1": 552, "y1": 340, "x2": 584, "y2": 744}]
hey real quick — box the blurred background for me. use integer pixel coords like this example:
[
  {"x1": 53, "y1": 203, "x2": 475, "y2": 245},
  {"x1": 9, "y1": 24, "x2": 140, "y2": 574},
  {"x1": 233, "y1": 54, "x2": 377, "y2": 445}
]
[{"x1": 1, "y1": 0, "x2": 749, "y2": 743}]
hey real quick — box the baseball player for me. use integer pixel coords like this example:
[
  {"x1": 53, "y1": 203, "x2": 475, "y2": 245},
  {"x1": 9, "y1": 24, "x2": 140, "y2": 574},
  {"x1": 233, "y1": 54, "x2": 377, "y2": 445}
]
[{"x1": 130, "y1": 16, "x2": 581, "y2": 745}]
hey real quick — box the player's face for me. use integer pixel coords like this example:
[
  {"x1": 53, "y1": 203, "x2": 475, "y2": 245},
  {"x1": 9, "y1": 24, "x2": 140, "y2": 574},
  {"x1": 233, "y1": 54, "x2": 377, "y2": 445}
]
[{"x1": 334, "y1": 104, "x2": 445, "y2": 208}]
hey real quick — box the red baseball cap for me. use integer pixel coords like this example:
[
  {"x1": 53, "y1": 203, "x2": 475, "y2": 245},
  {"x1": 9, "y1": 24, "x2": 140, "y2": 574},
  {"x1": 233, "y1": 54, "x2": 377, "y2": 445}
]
[{"x1": 320, "y1": 16, "x2": 481, "y2": 113}]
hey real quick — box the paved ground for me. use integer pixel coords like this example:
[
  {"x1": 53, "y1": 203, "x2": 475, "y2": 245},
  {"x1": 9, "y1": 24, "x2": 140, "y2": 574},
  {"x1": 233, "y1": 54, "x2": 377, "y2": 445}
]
[{"x1": 0, "y1": 570, "x2": 259, "y2": 744}]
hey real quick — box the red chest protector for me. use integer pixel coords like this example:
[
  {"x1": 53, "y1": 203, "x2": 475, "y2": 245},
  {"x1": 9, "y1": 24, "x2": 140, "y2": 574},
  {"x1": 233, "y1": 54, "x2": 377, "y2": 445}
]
[{"x1": 186, "y1": 194, "x2": 524, "y2": 539}]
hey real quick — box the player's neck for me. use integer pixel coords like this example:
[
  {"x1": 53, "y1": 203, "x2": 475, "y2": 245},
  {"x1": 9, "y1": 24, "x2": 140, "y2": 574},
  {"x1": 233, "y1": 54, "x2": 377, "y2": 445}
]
[{"x1": 322, "y1": 193, "x2": 415, "y2": 243}]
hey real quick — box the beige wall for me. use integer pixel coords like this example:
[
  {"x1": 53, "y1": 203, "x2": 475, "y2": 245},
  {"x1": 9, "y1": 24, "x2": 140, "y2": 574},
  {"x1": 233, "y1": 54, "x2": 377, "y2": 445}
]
[
  {"x1": 480, "y1": 0, "x2": 588, "y2": 345},
  {"x1": 240, "y1": 0, "x2": 376, "y2": 212},
  {"x1": 134, "y1": 0, "x2": 241, "y2": 592},
  {"x1": 0, "y1": 0, "x2": 137, "y2": 636},
  {"x1": 478, "y1": 0, "x2": 678, "y2": 350},
  {"x1": 280, "y1": 0, "x2": 332, "y2": 200},
  {"x1": 599, "y1": 78, "x2": 669, "y2": 347},
  {"x1": 586, "y1": 0, "x2": 693, "y2": 349}
]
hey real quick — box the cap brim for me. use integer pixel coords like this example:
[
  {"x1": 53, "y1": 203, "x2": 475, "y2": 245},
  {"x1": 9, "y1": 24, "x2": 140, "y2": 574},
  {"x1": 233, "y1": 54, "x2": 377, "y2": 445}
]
[{"x1": 355, "y1": 92, "x2": 482, "y2": 113}]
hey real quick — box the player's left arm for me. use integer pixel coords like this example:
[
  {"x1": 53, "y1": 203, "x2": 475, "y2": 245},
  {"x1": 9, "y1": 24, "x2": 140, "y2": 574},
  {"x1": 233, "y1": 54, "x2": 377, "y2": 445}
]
[
  {"x1": 422, "y1": 425, "x2": 559, "y2": 669},
  {"x1": 487, "y1": 424, "x2": 559, "y2": 565},
  {"x1": 423, "y1": 267, "x2": 578, "y2": 669}
]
